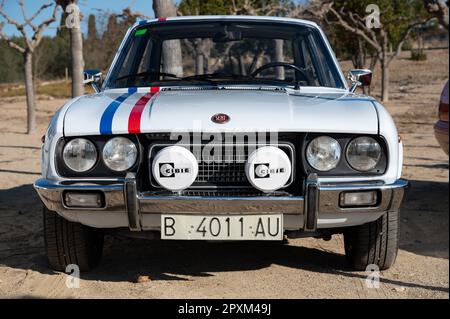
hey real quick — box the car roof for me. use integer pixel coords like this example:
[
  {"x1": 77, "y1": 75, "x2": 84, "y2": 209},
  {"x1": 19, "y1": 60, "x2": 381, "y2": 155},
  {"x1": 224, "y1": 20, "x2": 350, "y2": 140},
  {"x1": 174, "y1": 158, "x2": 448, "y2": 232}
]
[{"x1": 134, "y1": 15, "x2": 320, "y2": 29}]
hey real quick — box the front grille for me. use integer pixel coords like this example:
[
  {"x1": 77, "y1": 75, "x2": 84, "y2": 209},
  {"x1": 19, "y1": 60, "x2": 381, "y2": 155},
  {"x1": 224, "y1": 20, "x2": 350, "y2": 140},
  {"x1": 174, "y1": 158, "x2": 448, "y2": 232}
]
[
  {"x1": 149, "y1": 143, "x2": 294, "y2": 189},
  {"x1": 195, "y1": 148, "x2": 248, "y2": 185},
  {"x1": 145, "y1": 189, "x2": 293, "y2": 197}
]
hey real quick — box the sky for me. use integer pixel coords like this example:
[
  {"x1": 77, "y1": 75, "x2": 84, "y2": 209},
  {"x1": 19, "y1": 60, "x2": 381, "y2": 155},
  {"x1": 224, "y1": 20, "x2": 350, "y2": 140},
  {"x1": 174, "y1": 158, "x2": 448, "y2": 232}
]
[
  {"x1": 1, "y1": 0, "x2": 306, "y2": 38},
  {"x1": 1, "y1": 0, "x2": 166, "y2": 37}
]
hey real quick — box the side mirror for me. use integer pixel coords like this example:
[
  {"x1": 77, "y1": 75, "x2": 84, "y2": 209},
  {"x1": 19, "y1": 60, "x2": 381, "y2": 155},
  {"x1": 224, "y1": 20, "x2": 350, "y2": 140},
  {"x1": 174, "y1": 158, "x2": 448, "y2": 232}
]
[
  {"x1": 348, "y1": 69, "x2": 372, "y2": 93},
  {"x1": 83, "y1": 69, "x2": 103, "y2": 93}
]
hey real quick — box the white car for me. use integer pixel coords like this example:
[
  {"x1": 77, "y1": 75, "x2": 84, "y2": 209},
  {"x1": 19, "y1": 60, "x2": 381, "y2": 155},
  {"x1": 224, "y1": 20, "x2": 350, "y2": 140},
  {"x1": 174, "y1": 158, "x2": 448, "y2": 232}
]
[{"x1": 35, "y1": 16, "x2": 408, "y2": 272}]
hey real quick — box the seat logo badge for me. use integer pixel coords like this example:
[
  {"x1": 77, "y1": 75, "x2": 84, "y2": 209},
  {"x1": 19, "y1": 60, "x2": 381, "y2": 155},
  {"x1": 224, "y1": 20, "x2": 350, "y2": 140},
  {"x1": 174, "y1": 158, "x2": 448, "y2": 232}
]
[
  {"x1": 211, "y1": 113, "x2": 230, "y2": 124},
  {"x1": 159, "y1": 163, "x2": 190, "y2": 178},
  {"x1": 254, "y1": 163, "x2": 285, "y2": 179}
]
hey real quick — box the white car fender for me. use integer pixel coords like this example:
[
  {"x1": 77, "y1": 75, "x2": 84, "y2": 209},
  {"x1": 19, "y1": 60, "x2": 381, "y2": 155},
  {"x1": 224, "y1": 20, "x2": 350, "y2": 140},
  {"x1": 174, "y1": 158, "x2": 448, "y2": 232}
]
[
  {"x1": 372, "y1": 101, "x2": 402, "y2": 184},
  {"x1": 41, "y1": 96, "x2": 84, "y2": 180}
]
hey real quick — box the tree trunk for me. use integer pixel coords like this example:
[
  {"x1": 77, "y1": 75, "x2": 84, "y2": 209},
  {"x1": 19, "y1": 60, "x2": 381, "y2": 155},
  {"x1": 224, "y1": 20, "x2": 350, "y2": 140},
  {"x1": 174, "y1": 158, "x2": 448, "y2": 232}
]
[
  {"x1": 70, "y1": 26, "x2": 84, "y2": 97},
  {"x1": 194, "y1": 39, "x2": 204, "y2": 75},
  {"x1": 274, "y1": 39, "x2": 285, "y2": 80},
  {"x1": 381, "y1": 53, "x2": 389, "y2": 102},
  {"x1": 195, "y1": 53, "x2": 204, "y2": 75},
  {"x1": 203, "y1": 39, "x2": 212, "y2": 74},
  {"x1": 368, "y1": 54, "x2": 378, "y2": 96},
  {"x1": 24, "y1": 51, "x2": 35, "y2": 134},
  {"x1": 152, "y1": 0, "x2": 177, "y2": 17},
  {"x1": 153, "y1": 0, "x2": 183, "y2": 76},
  {"x1": 239, "y1": 56, "x2": 246, "y2": 76},
  {"x1": 357, "y1": 39, "x2": 365, "y2": 69},
  {"x1": 380, "y1": 33, "x2": 389, "y2": 102}
]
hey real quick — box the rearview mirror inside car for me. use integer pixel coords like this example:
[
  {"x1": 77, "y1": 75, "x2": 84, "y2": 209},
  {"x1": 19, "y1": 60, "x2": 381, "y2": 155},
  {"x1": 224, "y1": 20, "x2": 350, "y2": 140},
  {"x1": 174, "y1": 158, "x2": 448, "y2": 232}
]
[{"x1": 213, "y1": 27, "x2": 242, "y2": 43}]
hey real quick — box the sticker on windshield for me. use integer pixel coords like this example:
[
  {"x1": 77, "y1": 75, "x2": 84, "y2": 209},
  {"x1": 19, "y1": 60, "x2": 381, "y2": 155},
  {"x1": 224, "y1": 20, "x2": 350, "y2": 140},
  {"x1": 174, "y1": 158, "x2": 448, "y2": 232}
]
[{"x1": 134, "y1": 28, "x2": 148, "y2": 37}]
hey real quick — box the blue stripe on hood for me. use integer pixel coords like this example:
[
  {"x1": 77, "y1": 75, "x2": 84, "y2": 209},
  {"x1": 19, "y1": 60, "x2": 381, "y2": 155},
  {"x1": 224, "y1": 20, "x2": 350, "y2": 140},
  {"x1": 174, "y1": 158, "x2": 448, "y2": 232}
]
[{"x1": 99, "y1": 88, "x2": 137, "y2": 134}]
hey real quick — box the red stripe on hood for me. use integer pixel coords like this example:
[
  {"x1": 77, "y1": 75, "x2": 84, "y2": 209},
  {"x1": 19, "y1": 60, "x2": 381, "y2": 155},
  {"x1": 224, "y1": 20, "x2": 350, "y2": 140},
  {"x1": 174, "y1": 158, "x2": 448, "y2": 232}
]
[{"x1": 128, "y1": 87, "x2": 160, "y2": 133}]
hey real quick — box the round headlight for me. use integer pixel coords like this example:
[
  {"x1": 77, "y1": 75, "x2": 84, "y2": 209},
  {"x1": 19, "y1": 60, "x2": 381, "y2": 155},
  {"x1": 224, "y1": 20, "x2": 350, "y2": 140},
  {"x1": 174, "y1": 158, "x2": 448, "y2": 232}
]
[
  {"x1": 306, "y1": 136, "x2": 341, "y2": 171},
  {"x1": 346, "y1": 136, "x2": 381, "y2": 171},
  {"x1": 102, "y1": 137, "x2": 137, "y2": 171},
  {"x1": 63, "y1": 138, "x2": 97, "y2": 172}
]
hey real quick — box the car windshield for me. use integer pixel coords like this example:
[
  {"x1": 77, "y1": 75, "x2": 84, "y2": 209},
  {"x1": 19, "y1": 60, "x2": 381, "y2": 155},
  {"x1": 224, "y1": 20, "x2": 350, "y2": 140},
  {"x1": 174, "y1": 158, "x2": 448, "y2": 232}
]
[{"x1": 106, "y1": 20, "x2": 344, "y2": 89}]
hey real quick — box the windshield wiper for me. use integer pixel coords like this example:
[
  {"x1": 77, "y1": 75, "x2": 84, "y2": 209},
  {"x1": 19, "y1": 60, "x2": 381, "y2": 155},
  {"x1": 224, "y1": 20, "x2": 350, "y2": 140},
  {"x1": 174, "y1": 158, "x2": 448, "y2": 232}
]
[
  {"x1": 183, "y1": 73, "x2": 249, "y2": 80},
  {"x1": 114, "y1": 71, "x2": 180, "y2": 83},
  {"x1": 182, "y1": 73, "x2": 222, "y2": 80},
  {"x1": 181, "y1": 73, "x2": 254, "y2": 84},
  {"x1": 180, "y1": 73, "x2": 227, "y2": 85}
]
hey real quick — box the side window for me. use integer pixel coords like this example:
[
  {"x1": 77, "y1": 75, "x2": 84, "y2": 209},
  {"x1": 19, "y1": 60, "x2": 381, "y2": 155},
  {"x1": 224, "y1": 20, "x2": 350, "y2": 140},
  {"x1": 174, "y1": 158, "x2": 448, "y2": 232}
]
[
  {"x1": 298, "y1": 39, "x2": 320, "y2": 86},
  {"x1": 115, "y1": 35, "x2": 150, "y2": 80},
  {"x1": 315, "y1": 42, "x2": 338, "y2": 88},
  {"x1": 116, "y1": 39, "x2": 141, "y2": 79},
  {"x1": 137, "y1": 40, "x2": 153, "y2": 74}
]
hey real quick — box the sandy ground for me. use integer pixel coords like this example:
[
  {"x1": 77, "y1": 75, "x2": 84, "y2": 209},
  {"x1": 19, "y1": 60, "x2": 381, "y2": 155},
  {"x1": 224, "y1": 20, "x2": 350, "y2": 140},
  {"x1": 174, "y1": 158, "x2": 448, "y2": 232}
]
[{"x1": 0, "y1": 50, "x2": 448, "y2": 299}]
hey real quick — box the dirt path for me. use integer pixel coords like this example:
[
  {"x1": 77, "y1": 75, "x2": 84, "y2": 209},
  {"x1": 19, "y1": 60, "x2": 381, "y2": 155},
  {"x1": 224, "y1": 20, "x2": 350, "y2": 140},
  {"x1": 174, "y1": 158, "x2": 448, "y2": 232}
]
[{"x1": 0, "y1": 50, "x2": 448, "y2": 299}]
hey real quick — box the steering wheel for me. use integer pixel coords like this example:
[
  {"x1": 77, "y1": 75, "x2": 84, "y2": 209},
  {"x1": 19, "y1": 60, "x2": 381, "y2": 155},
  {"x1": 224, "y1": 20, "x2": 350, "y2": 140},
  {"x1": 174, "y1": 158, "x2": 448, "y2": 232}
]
[{"x1": 250, "y1": 62, "x2": 308, "y2": 81}]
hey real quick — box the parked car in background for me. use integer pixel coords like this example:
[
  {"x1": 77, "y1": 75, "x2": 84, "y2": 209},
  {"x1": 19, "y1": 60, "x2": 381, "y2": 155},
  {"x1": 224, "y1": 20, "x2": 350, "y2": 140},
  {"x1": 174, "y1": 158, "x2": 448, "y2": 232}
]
[
  {"x1": 434, "y1": 81, "x2": 449, "y2": 155},
  {"x1": 34, "y1": 16, "x2": 408, "y2": 272}
]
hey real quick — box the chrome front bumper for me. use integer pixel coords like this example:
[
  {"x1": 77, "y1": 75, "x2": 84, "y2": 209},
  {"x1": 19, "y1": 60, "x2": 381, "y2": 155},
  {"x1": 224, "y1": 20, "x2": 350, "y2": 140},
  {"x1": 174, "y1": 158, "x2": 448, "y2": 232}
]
[{"x1": 34, "y1": 175, "x2": 408, "y2": 231}]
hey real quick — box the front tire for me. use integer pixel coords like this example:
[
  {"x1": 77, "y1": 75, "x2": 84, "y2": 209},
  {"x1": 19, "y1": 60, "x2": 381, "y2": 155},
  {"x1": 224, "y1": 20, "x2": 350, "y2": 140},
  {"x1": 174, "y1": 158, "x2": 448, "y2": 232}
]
[
  {"x1": 43, "y1": 206, "x2": 104, "y2": 272},
  {"x1": 344, "y1": 211, "x2": 399, "y2": 270}
]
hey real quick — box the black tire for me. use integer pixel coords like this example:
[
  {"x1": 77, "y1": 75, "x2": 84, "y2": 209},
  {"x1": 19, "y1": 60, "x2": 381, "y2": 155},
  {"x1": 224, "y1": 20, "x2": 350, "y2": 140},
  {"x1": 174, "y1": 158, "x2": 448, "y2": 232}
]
[
  {"x1": 43, "y1": 206, "x2": 104, "y2": 272},
  {"x1": 344, "y1": 210, "x2": 399, "y2": 271}
]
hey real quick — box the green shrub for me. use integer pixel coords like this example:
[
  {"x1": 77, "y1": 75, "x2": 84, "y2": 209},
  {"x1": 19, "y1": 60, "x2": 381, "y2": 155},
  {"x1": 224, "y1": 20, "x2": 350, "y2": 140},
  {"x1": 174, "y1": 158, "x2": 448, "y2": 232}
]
[{"x1": 410, "y1": 50, "x2": 427, "y2": 61}]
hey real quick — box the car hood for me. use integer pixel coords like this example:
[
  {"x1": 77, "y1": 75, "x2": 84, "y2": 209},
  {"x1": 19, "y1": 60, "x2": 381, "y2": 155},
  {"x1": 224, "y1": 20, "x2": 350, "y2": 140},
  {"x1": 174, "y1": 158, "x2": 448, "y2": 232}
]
[{"x1": 63, "y1": 88, "x2": 379, "y2": 136}]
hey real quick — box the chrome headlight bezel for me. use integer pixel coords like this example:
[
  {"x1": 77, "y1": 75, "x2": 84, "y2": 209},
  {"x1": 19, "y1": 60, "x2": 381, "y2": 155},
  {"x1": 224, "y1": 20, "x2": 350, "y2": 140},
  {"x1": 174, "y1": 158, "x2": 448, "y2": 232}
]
[
  {"x1": 62, "y1": 138, "x2": 98, "y2": 173},
  {"x1": 303, "y1": 134, "x2": 387, "y2": 176},
  {"x1": 56, "y1": 135, "x2": 140, "y2": 177},
  {"x1": 346, "y1": 136, "x2": 382, "y2": 172},
  {"x1": 306, "y1": 136, "x2": 342, "y2": 172},
  {"x1": 102, "y1": 137, "x2": 138, "y2": 172}
]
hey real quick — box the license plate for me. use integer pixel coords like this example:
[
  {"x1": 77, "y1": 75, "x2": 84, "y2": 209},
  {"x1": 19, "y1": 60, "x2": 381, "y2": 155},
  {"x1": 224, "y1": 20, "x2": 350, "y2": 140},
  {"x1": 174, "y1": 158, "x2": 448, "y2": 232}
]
[{"x1": 161, "y1": 214, "x2": 283, "y2": 240}]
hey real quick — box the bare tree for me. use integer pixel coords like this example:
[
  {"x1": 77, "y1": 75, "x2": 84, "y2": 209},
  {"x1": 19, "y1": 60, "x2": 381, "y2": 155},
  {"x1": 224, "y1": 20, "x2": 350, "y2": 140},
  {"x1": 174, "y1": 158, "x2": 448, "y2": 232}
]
[
  {"x1": 0, "y1": 0, "x2": 59, "y2": 133},
  {"x1": 153, "y1": 0, "x2": 183, "y2": 76},
  {"x1": 119, "y1": 7, "x2": 151, "y2": 21},
  {"x1": 192, "y1": 39, "x2": 206, "y2": 75},
  {"x1": 183, "y1": 38, "x2": 214, "y2": 75},
  {"x1": 230, "y1": 0, "x2": 291, "y2": 16},
  {"x1": 56, "y1": 0, "x2": 84, "y2": 97},
  {"x1": 327, "y1": 5, "x2": 433, "y2": 101},
  {"x1": 423, "y1": 0, "x2": 449, "y2": 27},
  {"x1": 287, "y1": 0, "x2": 433, "y2": 102},
  {"x1": 234, "y1": 0, "x2": 432, "y2": 101}
]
